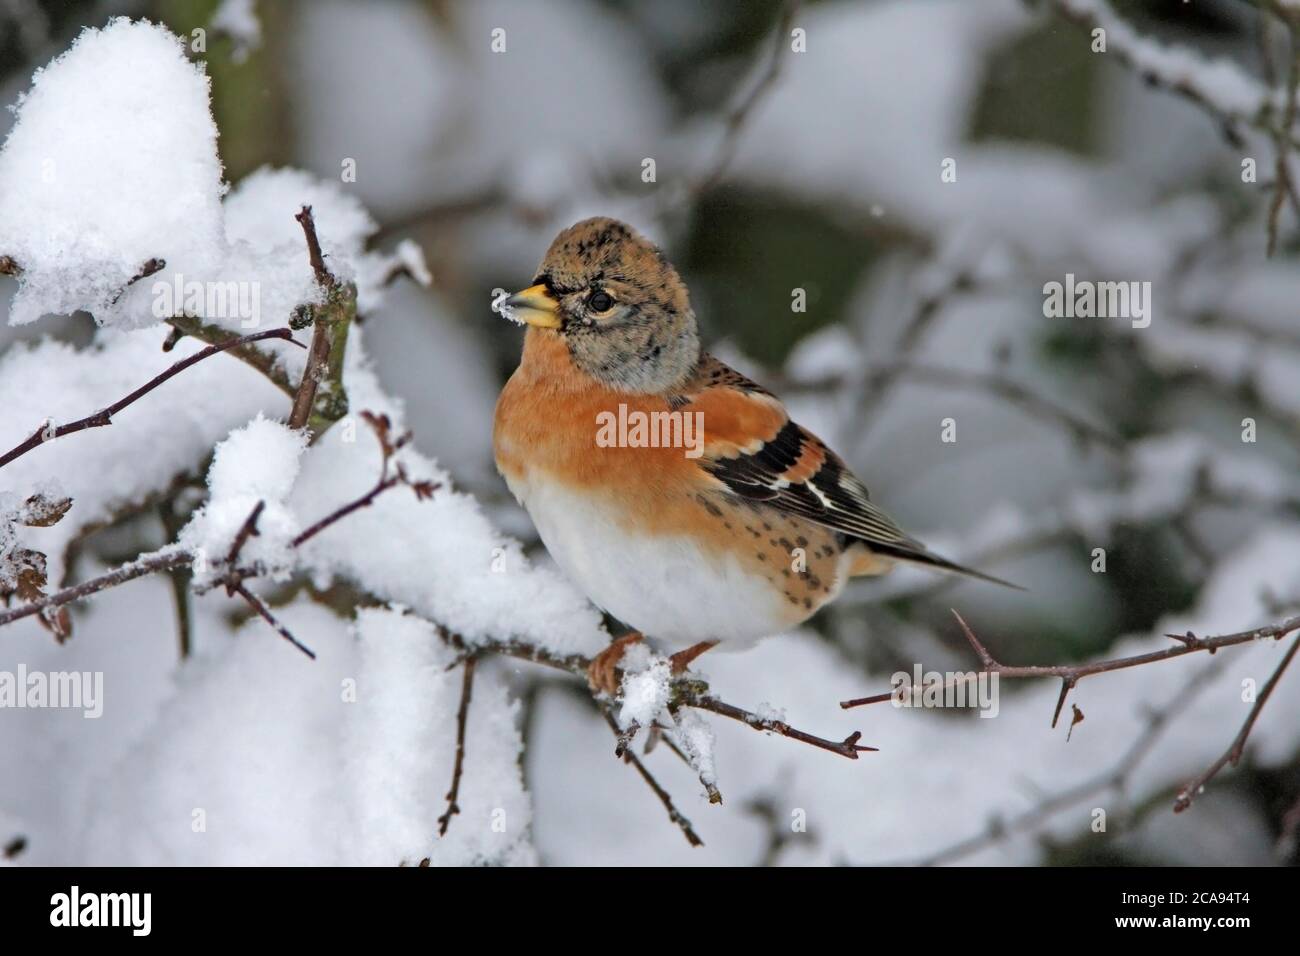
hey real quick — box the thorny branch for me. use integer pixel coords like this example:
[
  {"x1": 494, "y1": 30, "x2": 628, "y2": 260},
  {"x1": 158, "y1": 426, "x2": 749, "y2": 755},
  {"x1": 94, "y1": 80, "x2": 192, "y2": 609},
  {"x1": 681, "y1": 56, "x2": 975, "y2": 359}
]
[
  {"x1": 288, "y1": 205, "x2": 355, "y2": 436},
  {"x1": 165, "y1": 315, "x2": 299, "y2": 397},
  {"x1": 1043, "y1": 0, "x2": 1300, "y2": 149},
  {"x1": 602, "y1": 709, "x2": 705, "y2": 848},
  {"x1": 792, "y1": 359, "x2": 1124, "y2": 455},
  {"x1": 693, "y1": 0, "x2": 803, "y2": 194},
  {"x1": 874, "y1": 656, "x2": 1228, "y2": 866},
  {"x1": 843, "y1": 609, "x2": 1300, "y2": 821},
  {"x1": 843, "y1": 609, "x2": 1300, "y2": 723},
  {"x1": 437, "y1": 656, "x2": 477, "y2": 837},
  {"x1": 0, "y1": 327, "x2": 302, "y2": 470},
  {"x1": 1045, "y1": 0, "x2": 1300, "y2": 249},
  {"x1": 0, "y1": 413, "x2": 434, "y2": 647},
  {"x1": 1174, "y1": 631, "x2": 1300, "y2": 813}
]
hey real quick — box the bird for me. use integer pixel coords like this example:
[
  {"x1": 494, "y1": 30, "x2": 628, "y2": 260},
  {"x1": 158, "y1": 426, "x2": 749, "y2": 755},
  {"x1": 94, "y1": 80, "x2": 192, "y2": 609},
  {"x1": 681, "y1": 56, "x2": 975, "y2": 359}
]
[{"x1": 493, "y1": 217, "x2": 1017, "y2": 695}]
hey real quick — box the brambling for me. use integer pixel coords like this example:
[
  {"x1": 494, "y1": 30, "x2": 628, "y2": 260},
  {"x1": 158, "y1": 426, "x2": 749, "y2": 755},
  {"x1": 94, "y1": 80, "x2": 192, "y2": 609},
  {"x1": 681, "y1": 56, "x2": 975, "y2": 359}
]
[{"x1": 493, "y1": 218, "x2": 1016, "y2": 694}]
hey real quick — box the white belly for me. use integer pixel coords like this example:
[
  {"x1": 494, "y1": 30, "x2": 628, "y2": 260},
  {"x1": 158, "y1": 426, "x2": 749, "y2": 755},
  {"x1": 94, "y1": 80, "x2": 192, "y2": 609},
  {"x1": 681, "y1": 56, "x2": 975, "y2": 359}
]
[{"x1": 508, "y1": 473, "x2": 792, "y2": 647}]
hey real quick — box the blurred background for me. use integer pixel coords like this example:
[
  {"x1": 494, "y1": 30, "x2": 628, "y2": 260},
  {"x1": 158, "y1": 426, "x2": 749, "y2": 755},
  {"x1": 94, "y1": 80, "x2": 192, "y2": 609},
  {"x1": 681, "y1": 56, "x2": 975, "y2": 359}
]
[{"x1": 2, "y1": 0, "x2": 1298, "y2": 865}]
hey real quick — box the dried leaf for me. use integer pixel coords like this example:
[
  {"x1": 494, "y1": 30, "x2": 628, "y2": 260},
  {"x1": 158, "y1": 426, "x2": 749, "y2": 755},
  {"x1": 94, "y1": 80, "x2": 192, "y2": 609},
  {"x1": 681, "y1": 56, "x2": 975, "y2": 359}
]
[
  {"x1": 1067, "y1": 703, "x2": 1085, "y2": 742},
  {"x1": 22, "y1": 494, "x2": 72, "y2": 527},
  {"x1": 14, "y1": 549, "x2": 48, "y2": 602},
  {"x1": 39, "y1": 605, "x2": 72, "y2": 643}
]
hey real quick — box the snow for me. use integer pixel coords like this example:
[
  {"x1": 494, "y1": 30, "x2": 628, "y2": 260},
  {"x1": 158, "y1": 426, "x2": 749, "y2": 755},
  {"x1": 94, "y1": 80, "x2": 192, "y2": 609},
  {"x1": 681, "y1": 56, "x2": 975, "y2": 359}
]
[
  {"x1": 0, "y1": 329, "x2": 291, "y2": 589},
  {"x1": 1053, "y1": 0, "x2": 1266, "y2": 119},
  {"x1": 668, "y1": 709, "x2": 719, "y2": 798},
  {"x1": 391, "y1": 239, "x2": 433, "y2": 288},
  {"x1": 210, "y1": 0, "x2": 262, "y2": 63},
  {"x1": 616, "y1": 653, "x2": 671, "y2": 730},
  {"x1": 179, "y1": 415, "x2": 306, "y2": 585},
  {"x1": 76, "y1": 601, "x2": 534, "y2": 866},
  {"x1": 0, "y1": 19, "x2": 226, "y2": 328}
]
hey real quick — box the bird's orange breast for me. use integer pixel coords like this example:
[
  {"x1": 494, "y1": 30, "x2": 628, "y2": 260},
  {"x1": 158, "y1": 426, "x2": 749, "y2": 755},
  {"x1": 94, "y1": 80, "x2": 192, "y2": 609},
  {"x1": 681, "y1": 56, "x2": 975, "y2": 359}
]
[{"x1": 493, "y1": 329, "x2": 703, "y2": 502}]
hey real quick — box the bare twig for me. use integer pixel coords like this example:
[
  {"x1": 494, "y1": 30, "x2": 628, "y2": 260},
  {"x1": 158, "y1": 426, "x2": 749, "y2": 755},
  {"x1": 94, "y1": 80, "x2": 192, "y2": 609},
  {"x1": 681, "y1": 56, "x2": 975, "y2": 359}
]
[
  {"x1": 877, "y1": 657, "x2": 1225, "y2": 866},
  {"x1": 848, "y1": 267, "x2": 980, "y2": 454},
  {"x1": 1043, "y1": 0, "x2": 1299, "y2": 150},
  {"x1": 865, "y1": 361, "x2": 1123, "y2": 452},
  {"x1": 601, "y1": 710, "x2": 704, "y2": 848},
  {"x1": 223, "y1": 500, "x2": 265, "y2": 591},
  {"x1": 0, "y1": 328, "x2": 300, "y2": 470},
  {"x1": 0, "y1": 414, "x2": 426, "y2": 647},
  {"x1": 657, "y1": 728, "x2": 724, "y2": 805},
  {"x1": 841, "y1": 610, "x2": 1300, "y2": 728},
  {"x1": 109, "y1": 256, "x2": 166, "y2": 305},
  {"x1": 291, "y1": 474, "x2": 400, "y2": 548},
  {"x1": 690, "y1": 695, "x2": 875, "y2": 759},
  {"x1": 289, "y1": 206, "x2": 354, "y2": 434},
  {"x1": 437, "y1": 656, "x2": 477, "y2": 837},
  {"x1": 229, "y1": 581, "x2": 316, "y2": 659},
  {"x1": 1174, "y1": 631, "x2": 1300, "y2": 812},
  {"x1": 1266, "y1": 13, "x2": 1300, "y2": 254},
  {"x1": 165, "y1": 315, "x2": 299, "y2": 396},
  {"x1": 294, "y1": 205, "x2": 337, "y2": 291},
  {"x1": 694, "y1": 0, "x2": 802, "y2": 194},
  {"x1": 157, "y1": 495, "x2": 193, "y2": 660},
  {"x1": 0, "y1": 551, "x2": 191, "y2": 627},
  {"x1": 1279, "y1": 789, "x2": 1300, "y2": 859}
]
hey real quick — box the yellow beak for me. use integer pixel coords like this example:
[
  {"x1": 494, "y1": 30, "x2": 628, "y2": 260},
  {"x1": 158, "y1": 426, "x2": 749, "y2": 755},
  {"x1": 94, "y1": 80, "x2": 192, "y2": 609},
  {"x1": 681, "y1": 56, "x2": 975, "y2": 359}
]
[{"x1": 502, "y1": 283, "x2": 562, "y2": 329}]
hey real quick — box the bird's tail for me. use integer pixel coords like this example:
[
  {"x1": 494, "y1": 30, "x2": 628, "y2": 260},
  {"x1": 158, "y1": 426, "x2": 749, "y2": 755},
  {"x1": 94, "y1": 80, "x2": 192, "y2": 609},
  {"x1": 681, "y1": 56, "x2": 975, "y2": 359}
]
[{"x1": 859, "y1": 540, "x2": 1025, "y2": 591}]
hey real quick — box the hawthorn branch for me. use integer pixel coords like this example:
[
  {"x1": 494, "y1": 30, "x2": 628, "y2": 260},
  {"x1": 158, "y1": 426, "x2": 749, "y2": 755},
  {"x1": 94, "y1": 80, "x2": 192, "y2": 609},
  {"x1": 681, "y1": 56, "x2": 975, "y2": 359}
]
[
  {"x1": 875, "y1": 657, "x2": 1226, "y2": 866},
  {"x1": 1280, "y1": 789, "x2": 1300, "y2": 859},
  {"x1": 0, "y1": 551, "x2": 191, "y2": 627},
  {"x1": 224, "y1": 500, "x2": 265, "y2": 589},
  {"x1": 437, "y1": 655, "x2": 477, "y2": 837},
  {"x1": 156, "y1": 496, "x2": 193, "y2": 660},
  {"x1": 0, "y1": 328, "x2": 301, "y2": 470},
  {"x1": 694, "y1": 0, "x2": 802, "y2": 194},
  {"x1": 867, "y1": 361, "x2": 1123, "y2": 452},
  {"x1": 229, "y1": 581, "x2": 316, "y2": 660},
  {"x1": 841, "y1": 610, "x2": 1300, "y2": 729},
  {"x1": 0, "y1": 413, "x2": 427, "y2": 643},
  {"x1": 165, "y1": 315, "x2": 299, "y2": 396},
  {"x1": 289, "y1": 206, "x2": 355, "y2": 436},
  {"x1": 1043, "y1": 0, "x2": 1300, "y2": 150},
  {"x1": 291, "y1": 474, "x2": 400, "y2": 548},
  {"x1": 109, "y1": 256, "x2": 166, "y2": 305},
  {"x1": 1266, "y1": 10, "x2": 1300, "y2": 254},
  {"x1": 688, "y1": 694, "x2": 875, "y2": 759},
  {"x1": 1174, "y1": 631, "x2": 1300, "y2": 813},
  {"x1": 601, "y1": 710, "x2": 704, "y2": 848}
]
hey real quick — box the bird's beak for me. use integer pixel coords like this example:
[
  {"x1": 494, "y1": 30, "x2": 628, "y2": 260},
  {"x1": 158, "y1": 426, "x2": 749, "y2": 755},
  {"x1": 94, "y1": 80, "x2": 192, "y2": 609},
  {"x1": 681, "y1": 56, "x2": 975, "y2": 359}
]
[{"x1": 502, "y1": 284, "x2": 562, "y2": 329}]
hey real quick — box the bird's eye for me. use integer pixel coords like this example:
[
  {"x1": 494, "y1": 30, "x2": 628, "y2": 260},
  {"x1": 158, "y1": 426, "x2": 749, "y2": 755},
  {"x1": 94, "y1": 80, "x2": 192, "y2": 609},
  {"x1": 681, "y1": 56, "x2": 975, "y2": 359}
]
[{"x1": 587, "y1": 290, "x2": 614, "y2": 314}]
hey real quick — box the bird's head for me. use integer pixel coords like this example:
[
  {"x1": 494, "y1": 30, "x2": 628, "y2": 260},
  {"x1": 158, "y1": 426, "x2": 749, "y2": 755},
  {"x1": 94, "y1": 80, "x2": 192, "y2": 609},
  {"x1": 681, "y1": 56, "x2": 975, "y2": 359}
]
[{"x1": 500, "y1": 217, "x2": 700, "y2": 393}]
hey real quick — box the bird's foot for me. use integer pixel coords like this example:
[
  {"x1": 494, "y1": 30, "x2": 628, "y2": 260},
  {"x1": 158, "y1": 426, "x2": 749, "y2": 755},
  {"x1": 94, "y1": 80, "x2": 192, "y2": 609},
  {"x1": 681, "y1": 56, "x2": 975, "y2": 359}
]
[
  {"x1": 668, "y1": 640, "x2": 718, "y2": 676},
  {"x1": 586, "y1": 631, "x2": 644, "y2": 696}
]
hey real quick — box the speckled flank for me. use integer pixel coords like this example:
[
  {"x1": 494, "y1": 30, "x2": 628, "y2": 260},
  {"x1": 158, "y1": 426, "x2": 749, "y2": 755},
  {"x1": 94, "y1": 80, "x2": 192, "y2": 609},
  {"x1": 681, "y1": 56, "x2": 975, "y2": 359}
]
[{"x1": 690, "y1": 490, "x2": 848, "y2": 626}]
